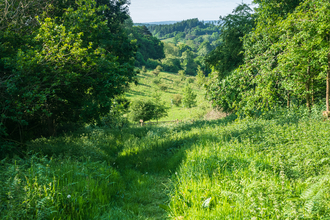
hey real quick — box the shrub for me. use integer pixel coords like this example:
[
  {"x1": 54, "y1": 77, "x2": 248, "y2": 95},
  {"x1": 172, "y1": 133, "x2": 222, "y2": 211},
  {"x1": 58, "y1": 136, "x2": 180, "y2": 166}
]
[
  {"x1": 146, "y1": 58, "x2": 161, "y2": 69},
  {"x1": 153, "y1": 69, "x2": 160, "y2": 76},
  {"x1": 172, "y1": 94, "x2": 182, "y2": 107},
  {"x1": 129, "y1": 99, "x2": 168, "y2": 122},
  {"x1": 99, "y1": 96, "x2": 130, "y2": 128},
  {"x1": 156, "y1": 65, "x2": 163, "y2": 72},
  {"x1": 153, "y1": 78, "x2": 161, "y2": 84},
  {"x1": 183, "y1": 83, "x2": 197, "y2": 108},
  {"x1": 187, "y1": 78, "x2": 195, "y2": 84},
  {"x1": 159, "y1": 84, "x2": 168, "y2": 91},
  {"x1": 142, "y1": 66, "x2": 147, "y2": 73},
  {"x1": 196, "y1": 65, "x2": 206, "y2": 86},
  {"x1": 174, "y1": 80, "x2": 181, "y2": 86},
  {"x1": 178, "y1": 70, "x2": 186, "y2": 81}
]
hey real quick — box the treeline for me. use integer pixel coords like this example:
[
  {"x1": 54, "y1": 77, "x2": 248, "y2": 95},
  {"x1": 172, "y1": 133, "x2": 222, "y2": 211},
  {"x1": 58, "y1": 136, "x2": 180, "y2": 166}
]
[
  {"x1": 145, "y1": 18, "x2": 220, "y2": 39},
  {"x1": 124, "y1": 19, "x2": 165, "y2": 67},
  {"x1": 0, "y1": 0, "x2": 137, "y2": 151},
  {"x1": 205, "y1": 0, "x2": 330, "y2": 116},
  {"x1": 131, "y1": 18, "x2": 220, "y2": 76}
]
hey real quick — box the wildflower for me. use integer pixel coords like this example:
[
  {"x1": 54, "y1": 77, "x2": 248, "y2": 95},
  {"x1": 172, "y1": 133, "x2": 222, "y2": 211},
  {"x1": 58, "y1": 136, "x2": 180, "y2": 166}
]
[{"x1": 67, "y1": 194, "x2": 71, "y2": 199}]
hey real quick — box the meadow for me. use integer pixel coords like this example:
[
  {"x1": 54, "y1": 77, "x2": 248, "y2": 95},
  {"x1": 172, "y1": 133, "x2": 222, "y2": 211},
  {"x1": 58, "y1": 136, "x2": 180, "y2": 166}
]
[
  {"x1": 126, "y1": 70, "x2": 211, "y2": 122},
  {"x1": 1, "y1": 104, "x2": 330, "y2": 219}
]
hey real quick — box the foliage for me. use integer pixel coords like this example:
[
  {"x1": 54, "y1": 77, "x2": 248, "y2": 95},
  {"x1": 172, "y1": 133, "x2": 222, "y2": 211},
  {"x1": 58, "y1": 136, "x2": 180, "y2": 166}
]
[
  {"x1": 178, "y1": 70, "x2": 186, "y2": 81},
  {"x1": 172, "y1": 94, "x2": 183, "y2": 107},
  {"x1": 153, "y1": 69, "x2": 160, "y2": 77},
  {"x1": 2, "y1": 106, "x2": 330, "y2": 219},
  {"x1": 162, "y1": 57, "x2": 182, "y2": 73},
  {"x1": 196, "y1": 65, "x2": 206, "y2": 86},
  {"x1": 182, "y1": 83, "x2": 197, "y2": 108},
  {"x1": 205, "y1": 3, "x2": 255, "y2": 79},
  {"x1": 156, "y1": 65, "x2": 163, "y2": 72},
  {"x1": 153, "y1": 78, "x2": 161, "y2": 85},
  {"x1": 0, "y1": 0, "x2": 136, "y2": 148},
  {"x1": 187, "y1": 78, "x2": 195, "y2": 84},
  {"x1": 125, "y1": 18, "x2": 165, "y2": 67},
  {"x1": 146, "y1": 18, "x2": 219, "y2": 39},
  {"x1": 168, "y1": 109, "x2": 330, "y2": 219},
  {"x1": 146, "y1": 58, "x2": 162, "y2": 69},
  {"x1": 129, "y1": 99, "x2": 168, "y2": 122},
  {"x1": 159, "y1": 84, "x2": 168, "y2": 91},
  {"x1": 142, "y1": 66, "x2": 147, "y2": 73},
  {"x1": 100, "y1": 96, "x2": 130, "y2": 128},
  {"x1": 0, "y1": 154, "x2": 124, "y2": 219},
  {"x1": 127, "y1": 68, "x2": 210, "y2": 121}
]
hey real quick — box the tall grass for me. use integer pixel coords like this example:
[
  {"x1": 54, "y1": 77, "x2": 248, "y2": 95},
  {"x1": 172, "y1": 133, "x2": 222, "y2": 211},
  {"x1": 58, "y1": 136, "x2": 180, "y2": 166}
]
[
  {"x1": 1, "y1": 107, "x2": 330, "y2": 219},
  {"x1": 168, "y1": 108, "x2": 330, "y2": 219}
]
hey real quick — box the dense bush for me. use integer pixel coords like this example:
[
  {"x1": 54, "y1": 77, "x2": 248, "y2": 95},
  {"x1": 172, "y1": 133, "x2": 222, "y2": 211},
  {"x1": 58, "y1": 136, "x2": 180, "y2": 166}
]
[
  {"x1": 172, "y1": 94, "x2": 182, "y2": 107},
  {"x1": 182, "y1": 83, "x2": 197, "y2": 108},
  {"x1": 0, "y1": 0, "x2": 136, "y2": 151},
  {"x1": 159, "y1": 84, "x2": 168, "y2": 91},
  {"x1": 146, "y1": 58, "x2": 161, "y2": 69},
  {"x1": 129, "y1": 99, "x2": 168, "y2": 122},
  {"x1": 187, "y1": 78, "x2": 195, "y2": 84}
]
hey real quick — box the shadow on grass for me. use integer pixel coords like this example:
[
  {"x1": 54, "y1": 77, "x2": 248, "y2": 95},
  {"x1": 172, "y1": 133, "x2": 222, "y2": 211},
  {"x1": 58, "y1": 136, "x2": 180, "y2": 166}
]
[{"x1": 126, "y1": 90, "x2": 146, "y2": 97}]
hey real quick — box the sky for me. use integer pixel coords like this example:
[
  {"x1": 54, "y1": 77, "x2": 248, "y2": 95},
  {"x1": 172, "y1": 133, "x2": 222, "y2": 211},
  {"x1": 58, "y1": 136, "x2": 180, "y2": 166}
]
[{"x1": 129, "y1": 0, "x2": 255, "y2": 23}]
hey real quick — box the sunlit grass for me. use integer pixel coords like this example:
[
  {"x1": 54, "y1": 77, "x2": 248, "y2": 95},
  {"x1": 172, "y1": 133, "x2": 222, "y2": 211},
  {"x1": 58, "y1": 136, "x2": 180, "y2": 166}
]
[
  {"x1": 1, "y1": 108, "x2": 330, "y2": 219},
  {"x1": 127, "y1": 70, "x2": 210, "y2": 121}
]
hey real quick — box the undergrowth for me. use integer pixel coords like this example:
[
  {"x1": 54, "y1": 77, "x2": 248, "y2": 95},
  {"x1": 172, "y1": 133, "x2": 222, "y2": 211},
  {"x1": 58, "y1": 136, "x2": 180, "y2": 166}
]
[{"x1": 1, "y1": 107, "x2": 330, "y2": 219}]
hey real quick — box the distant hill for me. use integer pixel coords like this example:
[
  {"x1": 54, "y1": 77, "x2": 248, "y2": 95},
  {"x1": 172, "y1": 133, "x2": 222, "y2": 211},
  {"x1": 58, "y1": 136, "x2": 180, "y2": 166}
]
[
  {"x1": 142, "y1": 21, "x2": 180, "y2": 25},
  {"x1": 135, "y1": 20, "x2": 220, "y2": 26}
]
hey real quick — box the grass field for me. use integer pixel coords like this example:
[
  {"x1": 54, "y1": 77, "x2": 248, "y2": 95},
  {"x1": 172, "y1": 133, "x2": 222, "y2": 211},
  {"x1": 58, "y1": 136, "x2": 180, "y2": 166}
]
[
  {"x1": 1, "y1": 106, "x2": 330, "y2": 219},
  {"x1": 126, "y1": 69, "x2": 211, "y2": 122}
]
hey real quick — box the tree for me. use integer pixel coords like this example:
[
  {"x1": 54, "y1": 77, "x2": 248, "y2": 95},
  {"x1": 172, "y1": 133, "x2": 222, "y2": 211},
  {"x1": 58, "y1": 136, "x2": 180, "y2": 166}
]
[
  {"x1": 129, "y1": 99, "x2": 168, "y2": 123},
  {"x1": 182, "y1": 83, "x2": 197, "y2": 108},
  {"x1": 204, "y1": 3, "x2": 255, "y2": 113},
  {"x1": 0, "y1": 0, "x2": 136, "y2": 143},
  {"x1": 196, "y1": 66, "x2": 206, "y2": 86},
  {"x1": 272, "y1": 0, "x2": 330, "y2": 111},
  {"x1": 205, "y1": 3, "x2": 255, "y2": 79},
  {"x1": 182, "y1": 50, "x2": 198, "y2": 75}
]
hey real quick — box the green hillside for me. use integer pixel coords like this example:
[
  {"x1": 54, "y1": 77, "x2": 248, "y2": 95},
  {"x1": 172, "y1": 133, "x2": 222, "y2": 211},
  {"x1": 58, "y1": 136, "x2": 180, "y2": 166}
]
[{"x1": 126, "y1": 69, "x2": 211, "y2": 122}]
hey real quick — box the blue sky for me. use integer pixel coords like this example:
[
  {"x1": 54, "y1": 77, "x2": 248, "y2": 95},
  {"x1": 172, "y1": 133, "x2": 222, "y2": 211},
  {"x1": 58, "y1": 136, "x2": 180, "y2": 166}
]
[{"x1": 129, "y1": 0, "x2": 255, "y2": 23}]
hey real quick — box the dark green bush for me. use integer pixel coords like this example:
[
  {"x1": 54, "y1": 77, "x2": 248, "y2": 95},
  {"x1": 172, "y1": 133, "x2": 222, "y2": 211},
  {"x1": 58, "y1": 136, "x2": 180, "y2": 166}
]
[
  {"x1": 172, "y1": 94, "x2": 182, "y2": 107},
  {"x1": 159, "y1": 84, "x2": 168, "y2": 91}
]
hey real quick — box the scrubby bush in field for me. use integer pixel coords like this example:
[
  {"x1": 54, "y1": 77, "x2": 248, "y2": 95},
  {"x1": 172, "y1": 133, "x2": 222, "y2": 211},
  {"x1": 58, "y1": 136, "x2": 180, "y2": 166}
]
[
  {"x1": 153, "y1": 69, "x2": 160, "y2": 76},
  {"x1": 156, "y1": 65, "x2": 163, "y2": 72},
  {"x1": 182, "y1": 83, "x2": 197, "y2": 108},
  {"x1": 153, "y1": 78, "x2": 161, "y2": 84},
  {"x1": 196, "y1": 65, "x2": 206, "y2": 86},
  {"x1": 142, "y1": 66, "x2": 147, "y2": 73},
  {"x1": 178, "y1": 70, "x2": 186, "y2": 81},
  {"x1": 159, "y1": 84, "x2": 168, "y2": 91},
  {"x1": 129, "y1": 99, "x2": 168, "y2": 122},
  {"x1": 187, "y1": 77, "x2": 195, "y2": 84},
  {"x1": 174, "y1": 80, "x2": 181, "y2": 86},
  {"x1": 172, "y1": 94, "x2": 182, "y2": 107}
]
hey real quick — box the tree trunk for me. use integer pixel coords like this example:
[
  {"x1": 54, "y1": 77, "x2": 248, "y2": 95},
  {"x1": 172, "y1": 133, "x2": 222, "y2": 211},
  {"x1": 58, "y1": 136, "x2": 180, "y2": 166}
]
[
  {"x1": 312, "y1": 79, "x2": 314, "y2": 106},
  {"x1": 306, "y1": 66, "x2": 311, "y2": 112},
  {"x1": 327, "y1": 52, "x2": 330, "y2": 112},
  {"x1": 287, "y1": 91, "x2": 290, "y2": 108}
]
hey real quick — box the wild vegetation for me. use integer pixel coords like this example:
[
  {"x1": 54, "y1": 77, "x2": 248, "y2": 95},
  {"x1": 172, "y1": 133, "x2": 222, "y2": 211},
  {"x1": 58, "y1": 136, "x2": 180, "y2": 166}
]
[{"x1": 2, "y1": 0, "x2": 330, "y2": 219}]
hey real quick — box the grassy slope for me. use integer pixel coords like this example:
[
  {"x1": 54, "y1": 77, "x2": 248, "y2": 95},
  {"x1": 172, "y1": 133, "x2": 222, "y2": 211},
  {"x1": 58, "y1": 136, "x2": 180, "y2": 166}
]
[
  {"x1": 2, "y1": 112, "x2": 330, "y2": 219},
  {"x1": 126, "y1": 70, "x2": 210, "y2": 121}
]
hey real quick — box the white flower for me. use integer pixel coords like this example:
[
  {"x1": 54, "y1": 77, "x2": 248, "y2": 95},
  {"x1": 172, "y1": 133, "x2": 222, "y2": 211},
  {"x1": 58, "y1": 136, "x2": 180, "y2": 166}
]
[{"x1": 67, "y1": 195, "x2": 71, "y2": 199}]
